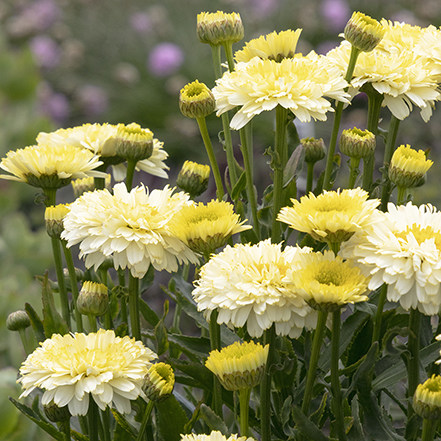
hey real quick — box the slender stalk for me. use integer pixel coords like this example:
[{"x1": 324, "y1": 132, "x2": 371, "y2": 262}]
[
  {"x1": 100, "y1": 408, "x2": 111, "y2": 441},
  {"x1": 128, "y1": 274, "x2": 141, "y2": 341},
  {"x1": 260, "y1": 325, "x2": 276, "y2": 441},
  {"x1": 239, "y1": 124, "x2": 260, "y2": 240},
  {"x1": 222, "y1": 42, "x2": 235, "y2": 73},
  {"x1": 372, "y1": 284, "x2": 388, "y2": 345},
  {"x1": 100, "y1": 268, "x2": 113, "y2": 330},
  {"x1": 126, "y1": 159, "x2": 137, "y2": 190},
  {"x1": 331, "y1": 309, "x2": 346, "y2": 441},
  {"x1": 118, "y1": 269, "x2": 128, "y2": 325},
  {"x1": 87, "y1": 314, "x2": 98, "y2": 333},
  {"x1": 347, "y1": 157, "x2": 361, "y2": 189},
  {"x1": 323, "y1": 45, "x2": 360, "y2": 191},
  {"x1": 87, "y1": 396, "x2": 99, "y2": 441},
  {"x1": 397, "y1": 187, "x2": 407, "y2": 205},
  {"x1": 306, "y1": 162, "x2": 315, "y2": 195},
  {"x1": 196, "y1": 116, "x2": 225, "y2": 201},
  {"x1": 239, "y1": 388, "x2": 251, "y2": 437},
  {"x1": 210, "y1": 44, "x2": 222, "y2": 79},
  {"x1": 407, "y1": 309, "x2": 421, "y2": 424},
  {"x1": 301, "y1": 310, "x2": 328, "y2": 416},
  {"x1": 61, "y1": 241, "x2": 84, "y2": 333},
  {"x1": 209, "y1": 309, "x2": 223, "y2": 417},
  {"x1": 18, "y1": 328, "x2": 32, "y2": 355},
  {"x1": 422, "y1": 418, "x2": 438, "y2": 441},
  {"x1": 271, "y1": 105, "x2": 289, "y2": 243},
  {"x1": 94, "y1": 177, "x2": 106, "y2": 190},
  {"x1": 137, "y1": 400, "x2": 155, "y2": 441},
  {"x1": 62, "y1": 418, "x2": 71, "y2": 441}
]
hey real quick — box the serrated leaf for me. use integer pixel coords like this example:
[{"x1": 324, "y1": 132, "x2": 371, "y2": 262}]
[
  {"x1": 200, "y1": 403, "x2": 229, "y2": 435},
  {"x1": 167, "y1": 333, "x2": 211, "y2": 358},
  {"x1": 25, "y1": 302, "x2": 45, "y2": 344},
  {"x1": 168, "y1": 358, "x2": 213, "y2": 391},
  {"x1": 111, "y1": 410, "x2": 137, "y2": 439},
  {"x1": 155, "y1": 395, "x2": 189, "y2": 441},
  {"x1": 291, "y1": 405, "x2": 329, "y2": 441},
  {"x1": 347, "y1": 395, "x2": 365, "y2": 441},
  {"x1": 310, "y1": 392, "x2": 328, "y2": 427},
  {"x1": 71, "y1": 430, "x2": 90, "y2": 441},
  {"x1": 281, "y1": 396, "x2": 293, "y2": 426}
]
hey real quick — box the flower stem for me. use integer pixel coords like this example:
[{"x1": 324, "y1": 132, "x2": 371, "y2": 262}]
[
  {"x1": 100, "y1": 408, "x2": 111, "y2": 441},
  {"x1": 118, "y1": 269, "x2": 128, "y2": 325},
  {"x1": 128, "y1": 274, "x2": 141, "y2": 341},
  {"x1": 306, "y1": 162, "x2": 315, "y2": 194},
  {"x1": 372, "y1": 284, "x2": 388, "y2": 345},
  {"x1": 422, "y1": 418, "x2": 438, "y2": 441},
  {"x1": 239, "y1": 123, "x2": 260, "y2": 240},
  {"x1": 126, "y1": 159, "x2": 137, "y2": 190},
  {"x1": 222, "y1": 42, "x2": 235, "y2": 73},
  {"x1": 397, "y1": 186, "x2": 407, "y2": 205},
  {"x1": 210, "y1": 44, "x2": 222, "y2": 79},
  {"x1": 331, "y1": 309, "x2": 346, "y2": 441},
  {"x1": 61, "y1": 241, "x2": 84, "y2": 333},
  {"x1": 347, "y1": 157, "x2": 361, "y2": 189},
  {"x1": 301, "y1": 310, "x2": 328, "y2": 416},
  {"x1": 196, "y1": 116, "x2": 225, "y2": 201},
  {"x1": 87, "y1": 314, "x2": 97, "y2": 333},
  {"x1": 87, "y1": 395, "x2": 99, "y2": 441},
  {"x1": 18, "y1": 328, "x2": 32, "y2": 355},
  {"x1": 209, "y1": 309, "x2": 223, "y2": 417},
  {"x1": 271, "y1": 105, "x2": 289, "y2": 243},
  {"x1": 239, "y1": 387, "x2": 251, "y2": 437},
  {"x1": 323, "y1": 45, "x2": 360, "y2": 191},
  {"x1": 137, "y1": 400, "x2": 155, "y2": 441},
  {"x1": 62, "y1": 418, "x2": 71, "y2": 441},
  {"x1": 260, "y1": 324, "x2": 276, "y2": 441},
  {"x1": 407, "y1": 308, "x2": 421, "y2": 424},
  {"x1": 100, "y1": 268, "x2": 113, "y2": 330}
]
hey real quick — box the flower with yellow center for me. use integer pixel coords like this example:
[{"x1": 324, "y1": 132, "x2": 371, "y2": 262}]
[
  {"x1": 0, "y1": 145, "x2": 105, "y2": 189},
  {"x1": 278, "y1": 188, "x2": 380, "y2": 245},
  {"x1": 170, "y1": 200, "x2": 251, "y2": 254},
  {"x1": 234, "y1": 29, "x2": 302, "y2": 63},
  {"x1": 343, "y1": 11, "x2": 385, "y2": 52},
  {"x1": 193, "y1": 239, "x2": 316, "y2": 338},
  {"x1": 176, "y1": 160, "x2": 210, "y2": 197},
  {"x1": 143, "y1": 362, "x2": 175, "y2": 402},
  {"x1": 341, "y1": 202, "x2": 441, "y2": 315},
  {"x1": 197, "y1": 11, "x2": 244, "y2": 46},
  {"x1": 413, "y1": 374, "x2": 441, "y2": 419},
  {"x1": 388, "y1": 144, "x2": 432, "y2": 189},
  {"x1": 285, "y1": 250, "x2": 369, "y2": 312},
  {"x1": 205, "y1": 341, "x2": 269, "y2": 391},
  {"x1": 180, "y1": 80, "x2": 216, "y2": 119},
  {"x1": 213, "y1": 52, "x2": 350, "y2": 130},
  {"x1": 17, "y1": 329, "x2": 157, "y2": 416},
  {"x1": 181, "y1": 431, "x2": 254, "y2": 441},
  {"x1": 62, "y1": 182, "x2": 199, "y2": 278},
  {"x1": 45, "y1": 204, "x2": 71, "y2": 238}
]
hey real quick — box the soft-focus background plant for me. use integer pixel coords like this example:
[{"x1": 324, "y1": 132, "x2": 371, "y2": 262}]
[{"x1": 1, "y1": 1, "x2": 441, "y2": 439}]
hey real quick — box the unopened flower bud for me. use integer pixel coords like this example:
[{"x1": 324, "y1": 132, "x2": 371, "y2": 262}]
[
  {"x1": 6, "y1": 310, "x2": 30, "y2": 331},
  {"x1": 114, "y1": 124, "x2": 154, "y2": 162},
  {"x1": 344, "y1": 12, "x2": 385, "y2": 52},
  {"x1": 388, "y1": 145, "x2": 432, "y2": 189},
  {"x1": 179, "y1": 80, "x2": 216, "y2": 119},
  {"x1": 176, "y1": 160, "x2": 210, "y2": 197},
  {"x1": 71, "y1": 174, "x2": 111, "y2": 198},
  {"x1": 339, "y1": 128, "x2": 376, "y2": 159},
  {"x1": 143, "y1": 363, "x2": 175, "y2": 402},
  {"x1": 301, "y1": 138, "x2": 326, "y2": 164},
  {"x1": 45, "y1": 204, "x2": 70, "y2": 239},
  {"x1": 197, "y1": 11, "x2": 244, "y2": 46},
  {"x1": 77, "y1": 281, "x2": 109, "y2": 317},
  {"x1": 43, "y1": 400, "x2": 71, "y2": 422},
  {"x1": 413, "y1": 375, "x2": 441, "y2": 419}
]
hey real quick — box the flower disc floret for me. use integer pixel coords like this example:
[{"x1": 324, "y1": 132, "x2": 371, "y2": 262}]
[
  {"x1": 278, "y1": 188, "x2": 380, "y2": 244},
  {"x1": 234, "y1": 29, "x2": 302, "y2": 63},
  {"x1": 62, "y1": 183, "x2": 199, "y2": 278},
  {"x1": 213, "y1": 53, "x2": 350, "y2": 130},
  {"x1": 341, "y1": 202, "x2": 441, "y2": 315},
  {"x1": 181, "y1": 431, "x2": 255, "y2": 441},
  {"x1": 18, "y1": 329, "x2": 157, "y2": 416},
  {"x1": 193, "y1": 239, "x2": 316, "y2": 338}
]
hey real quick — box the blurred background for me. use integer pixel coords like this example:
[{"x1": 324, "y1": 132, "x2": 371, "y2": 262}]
[{"x1": 1, "y1": 0, "x2": 441, "y2": 438}]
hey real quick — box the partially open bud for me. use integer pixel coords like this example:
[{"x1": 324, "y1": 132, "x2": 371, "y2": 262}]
[
  {"x1": 197, "y1": 11, "x2": 244, "y2": 46},
  {"x1": 143, "y1": 363, "x2": 175, "y2": 402},
  {"x1": 388, "y1": 144, "x2": 432, "y2": 189},
  {"x1": 71, "y1": 174, "x2": 111, "y2": 198},
  {"x1": 6, "y1": 310, "x2": 30, "y2": 331},
  {"x1": 176, "y1": 160, "x2": 210, "y2": 197},
  {"x1": 302, "y1": 138, "x2": 326, "y2": 164},
  {"x1": 344, "y1": 12, "x2": 385, "y2": 52},
  {"x1": 205, "y1": 341, "x2": 269, "y2": 391},
  {"x1": 180, "y1": 80, "x2": 216, "y2": 119},
  {"x1": 114, "y1": 123, "x2": 154, "y2": 162},
  {"x1": 339, "y1": 128, "x2": 376, "y2": 159},
  {"x1": 43, "y1": 400, "x2": 71, "y2": 422},
  {"x1": 77, "y1": 281, "x2": 109, "y2": 317},
  {"x1": 413, "y1": 375, "x2": 441, "y2": 419},
  {"x1": 45, "y1": 204, "x2": 70, "y2": 239}
]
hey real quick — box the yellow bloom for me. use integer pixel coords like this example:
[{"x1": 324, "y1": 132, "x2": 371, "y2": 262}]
[
  {"x1": 181, "y1": 431, "x2": 254, "y2": 441},
  {"x1": 378, "y1": 19, "x2": 425, "y2": 54},
  {"x1": 197, "y1": 11, "x2": 244, "y2": 46},
  {"x1": 0, "y1": 145, "x2": 105, "y2": 189},
  {"x1": 170, "y1": 200, "x2": 251, "y2": 254},
  {"x1": 62, "y1": 183, "x2": 199, "y2": 278},
  {"x1": 413, "y1": 375, "x2": 441, "y2": 419},
  {"x1": 205, "y1": 341, "x2": 268, "y2": 391},
  {"x1": 143, "y1": 363, "x2": 175, "y2": 402},
  {"x1": 213, "y1": 53, "x2": 350, "y2": 130},
  {"x1": 176, "y1": 160, "x2": 210, "y2": 197},
  {"x1": 343, "y1": 12, "x2": 385, "y2": 52},
  {"x1": 18, "y1": 329, "x2": 157, "y2": 416},
  {"x1": 45, "y1": 204, "x2": 71, "y2": 238},
  {"x1": 388, "y1": 144, "x2": 432, "y2": 188},
  {"x1": 234, "y1": 29, "x2": 302, "y2": 63},
  {"x1": 285, "y1": 251, "x2": 369, "y2": 311},
  {"x1": 278, "y1": 188, "x2": 380, "y2": 244},
  {"x1": 193, "y1": 240, "x2": 316, "y2": 338},
  {"x1": 179, "y1": 80, "x2": 216, "y2": 119}
]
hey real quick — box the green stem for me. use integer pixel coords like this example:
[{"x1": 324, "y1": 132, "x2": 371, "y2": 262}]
[
  {"x1": 306, "y1": 162, "x2": 314, "y2": 195},
  {"x1": 87, "y1": 396, "x2": 99, "y2": 441},
  {"x1": 126, "y1": 159, "x2": 137, "y2": 190},
  {"x1": 100, "y1": 408, "x2": 111, "y2": 441},
  {"x1": 51, "y1": 237, "x2": 71, "y2": 329},
  {"x1": 210, "y1": 44, "x2": 222, "y2": 79},
  {"x1": 260, "y1": 325, "x2": 276, "y2": 441},
  {"x1": 100, "y1": 268, "x2": 113, "y2": 330},
  {"x1": 137, "y1": 400, "x2": 155, "y2": 441},
  {"x1": 128, "y1": 274, "x2": 141, "y2": 341},
  {"x1": 61, "y1": 241, "x2": 84, "y2": 333},
  {"x1": 196, "y1": 116, "x2": 225, "y2": 201},
  {"x1": 301, "y1": 310, "x2": 328, "y2": 416},
  {"x1": 94, "y1": 177, "x2": 105, "y2": 190},
  {"x1": 348, "y1": 157, "x2": 361, "y2": 189},
  {"x1": 239, "y1": 388, "x2": 251, "y2": 437},
  {"x1": 209, "y1": 309, "x2": 223, "y2": 417},
  {"x1": 239, "y1": 123, "x2": 260, "y2": 240},
  {"x1": 87, "y1": 314, "x2": 97, "y2": 333},
  {"x1": 407, "y1": 309, "x2": 421, "y2": 423},
  {"x1": 18, "y1": 328, "x2": 32, "y2": 355},
  {"x1": 331, "y1": 309, "x2": 346, "y2": 441},
  {"x1": 372, "y1": 284, "x2": 388, "y2": 345},
  {"x1": 118, "y1": 269, "x2": 128, "y2": 325},
  {"x1": 271, "y1": 105, "x2": 289, "y2": 243},
  {"x1": 62, "y1": 418, "x2": 71, "y2": 441},
  {"x1": 323, "y1": 45, "x2": 360, "y2": 191},
  {"x1": 222, "y1": 42, "x2": 235, "y2": 73},
  {"x1": 397, "y1": 187, "x2": 407, "y2": 205},
  {"x1": 422, "y1": 418, "x2": 438, "y2": 441}
]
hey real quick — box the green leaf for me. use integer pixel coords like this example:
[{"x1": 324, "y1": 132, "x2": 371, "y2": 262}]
[
  {"x1": 25, "y1": 302, "x2": 46, "y2": 344},
  {"x1": 291, "y1": 405, "x2": 329, "y2": 441},
  {"x1": 231, "y1": 171, "x2": 247, "y2": 201},
  {"x1": 199, "y1": 404, "x2": 229, "y2": 435},
  {"x1": 310, "y1": 392, "x2": 329, "y2": 427},
  {"x1": 283, "y1": 144, "x2": 303, "y2": 188},
  {"x1": 71, "y1": 430, "x2": 91, "y2": 441},
  {"x1": 155, "y1": 395, "x2": 189, "y2": 441},
  {"x1": 168, "y1": 358, "x2": 213, "y2": 391},
  {"x1": 167, "y1": 333, "x2": 211, "y2": 358},
  {"x1": 111, "y1": 410, "x2": 136, "y2": 440},
  {"x1": 347, "y1": 395, "x2": 365, "y2": 441},
  {"x1": 140, "y1": 265, "x2": 155, "y2": 293},
  {"x1": 281, "y1": 396, "x2": 293, "y2": 426},
  {"x1": 155, "y1": 301, "x2": 169, "y2": 356},
  {"x1": 139, "y1": 298, "x2": 160, "y2": 327}
]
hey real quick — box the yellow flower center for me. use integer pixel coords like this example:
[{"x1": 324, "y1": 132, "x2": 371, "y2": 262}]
[
  {"x1": 181, "y1": 81, "x2": 211, "y2": 101},
  {"x1": 396, "y1": 224, "x2": 441, "y2": 250}
]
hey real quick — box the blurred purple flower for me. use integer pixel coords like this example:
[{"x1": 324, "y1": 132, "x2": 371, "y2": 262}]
[
  {"x1": 321, "y1": 0, "x2": 350, "y2": 31},
  {"x1": 77, "y1": 85, "x2": 109, "y2": 117},
  {"x1": 30, "y1": 35, "x2": 60, "y2": 69},
  {"x1": 245, "y1": 0, "x2": 279, "y2": 18},
  {"x1": 316, "y1": 40, "x2": 339, "y2": 55},
  {"x1": 24, "y1": 0, "x2": 60, "y2": 31},
  {"x1": 148, "y1": 43, "x2": 184, "y2": 77},
  {"x1": 130, "y1": 12, "x2": 153, "y2": 34},
  {"x1": 38, "y1": 87, "x2": 70, "y2": 123}
]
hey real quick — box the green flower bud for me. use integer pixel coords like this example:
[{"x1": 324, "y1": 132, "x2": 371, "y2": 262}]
[
  {"x1": 179, "y1": 80, "x2": 216, "y2": 119},
  {"x1": 114, "y1": 124, "x2": 154, "y2": 162},
  {"x1": 414, "y1": 375, "x2": 441, "y2": 419},
  {"x1": 344, "y1": 12, "x2": 385, "y2": 52},
  {"x1": 77, "y1": 281, "x2": 109, "y2": 317},
  {"x1": 176, "y1": 160, "x2": 210, "y2": 197},
  {"x1": 197, "y1": 11, "x2": 244, "y2": 46},
  {"x1": 45, "y1": 204, "x2": 70, "y2": 239},
  {"x1": 6, "y1": 310, "x2": 30, "y2": 331},
  {"x1": 339, "y1": 128, "x2": 376, "y2": 159},
  {"x1": 71, "y1": 174, "x2": 111, "y2": 198},
  {"x1": 301, "y1": 138, "x2": 326, "y2": 164},
  {"x1": 43, "y1": 400, "x2": 71, "y2": 422},
  {"x1": 143, "y1": 363, "x2": 175, "y2": 402}
]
